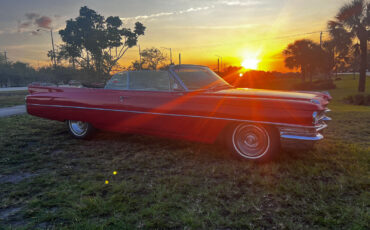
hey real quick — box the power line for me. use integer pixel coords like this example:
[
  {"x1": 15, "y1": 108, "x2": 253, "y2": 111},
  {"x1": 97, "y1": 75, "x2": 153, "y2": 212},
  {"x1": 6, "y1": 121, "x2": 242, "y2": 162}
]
[{"x1": 175, "y1": 30, "x2": 330, "y2": 50}]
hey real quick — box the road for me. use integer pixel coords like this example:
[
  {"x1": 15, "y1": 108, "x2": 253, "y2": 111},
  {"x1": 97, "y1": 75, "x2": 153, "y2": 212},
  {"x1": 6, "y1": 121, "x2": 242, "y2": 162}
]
[
  {"x1": 0, "y1": 105, "x2": 26, "y2": 117},
  {"x1": 0, "y1": 87, "x2": 28, "y2": 92}
]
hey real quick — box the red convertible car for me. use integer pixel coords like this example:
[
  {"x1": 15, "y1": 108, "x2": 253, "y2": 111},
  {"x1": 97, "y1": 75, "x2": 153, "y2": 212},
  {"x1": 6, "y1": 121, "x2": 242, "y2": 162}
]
[{"x1": 26, "y1": 65, "x2": 331, "y2": 161}]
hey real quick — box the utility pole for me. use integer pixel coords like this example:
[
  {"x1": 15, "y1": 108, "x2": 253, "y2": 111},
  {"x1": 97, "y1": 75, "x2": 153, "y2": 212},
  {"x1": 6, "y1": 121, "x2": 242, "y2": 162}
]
[
  {"x1": 217, "y1": 58, "x2": 220, "y2": 73},
  {"x1": 179, "y1": 53, "x2": 181, "y2": 66},
  {"x1": 4, "y1": 50, "x2": 7, "y2": 64},
  {"x1": 220, "y1": 57, "x2": 222, "y2": 72},
  {"x1": 215, "y1": 55, "x2": 222, "y2": 72},
  {"x1": 139, "y1": 45, "x2": 142, "y2": 70},
  {"x1": 170, "y1": 48, "x2": 173, "y2": 65},
  {"x1": 320, "y1": 31, "x2": 323, "y2": 48}
]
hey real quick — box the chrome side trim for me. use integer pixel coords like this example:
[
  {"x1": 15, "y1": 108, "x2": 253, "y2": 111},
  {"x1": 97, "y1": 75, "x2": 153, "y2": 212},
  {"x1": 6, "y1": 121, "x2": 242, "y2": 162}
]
[
  {"x1": 27, "y1": 103, "x2": 319, "y2": 129},
  {"x1": 281, "y1": 133, "x2": 323, "y2": 141},
  {"x1": 321, "y1": 116, "x2": 332, "y2": 122}
]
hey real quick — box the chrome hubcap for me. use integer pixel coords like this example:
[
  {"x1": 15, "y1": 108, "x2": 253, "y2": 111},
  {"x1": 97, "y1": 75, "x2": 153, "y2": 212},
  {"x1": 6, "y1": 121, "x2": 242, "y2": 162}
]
[
  {"x1": 232, "y1": 124, "x2": 270, "y2": 159},
  {"x1": 69, "y1": 120, "x2": 88, "y2": 136}
]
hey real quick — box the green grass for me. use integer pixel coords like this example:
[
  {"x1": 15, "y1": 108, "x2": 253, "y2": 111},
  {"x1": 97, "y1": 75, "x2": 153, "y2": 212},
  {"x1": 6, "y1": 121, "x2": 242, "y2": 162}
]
[
  {"x1": 0, "y1": 77, "x2": 369, "y2": 229},
  {"x1": 0, "y1": 91, "x2": 28, "y2": 108}
]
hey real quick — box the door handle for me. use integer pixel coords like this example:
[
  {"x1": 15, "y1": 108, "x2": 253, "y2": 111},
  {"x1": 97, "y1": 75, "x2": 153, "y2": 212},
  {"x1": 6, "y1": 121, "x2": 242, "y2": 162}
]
[{"x1": 119, "y1": 96, "x2": 125, "y2": 102}]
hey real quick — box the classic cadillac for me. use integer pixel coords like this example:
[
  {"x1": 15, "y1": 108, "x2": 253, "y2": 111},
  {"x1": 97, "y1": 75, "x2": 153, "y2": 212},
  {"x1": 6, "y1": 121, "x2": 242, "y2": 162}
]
[{"x1": 26, "y1": 65, "x2": 331, "y2": 161}]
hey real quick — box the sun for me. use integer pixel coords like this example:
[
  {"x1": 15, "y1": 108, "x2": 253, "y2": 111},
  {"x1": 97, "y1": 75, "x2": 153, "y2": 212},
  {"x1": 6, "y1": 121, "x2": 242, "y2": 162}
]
[{"x1": 241, "y1": 58, "x2": 260, "y2": 70}]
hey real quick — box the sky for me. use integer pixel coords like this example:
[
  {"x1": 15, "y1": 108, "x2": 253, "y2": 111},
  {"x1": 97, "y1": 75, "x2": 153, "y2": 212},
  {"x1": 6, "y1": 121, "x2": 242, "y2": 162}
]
[{"x1": 0, "y1": 0, "x2": 349, "y2": 72}]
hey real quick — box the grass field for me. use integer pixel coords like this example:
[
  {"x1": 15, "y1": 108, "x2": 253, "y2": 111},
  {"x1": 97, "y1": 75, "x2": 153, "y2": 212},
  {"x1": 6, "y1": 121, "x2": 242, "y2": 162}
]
[
  {"x1": 0, "y1": 91, "x2": 27, "y2": 108},
  {"x1": 0, "y1": 76, "x2": 369, "y2": 229}
]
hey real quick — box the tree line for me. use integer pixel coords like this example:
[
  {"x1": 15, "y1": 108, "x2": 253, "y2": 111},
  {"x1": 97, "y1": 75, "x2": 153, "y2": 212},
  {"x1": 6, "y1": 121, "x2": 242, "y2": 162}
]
[{"x1": 284, "y1": 0, "x2": 369, "y2": 92}]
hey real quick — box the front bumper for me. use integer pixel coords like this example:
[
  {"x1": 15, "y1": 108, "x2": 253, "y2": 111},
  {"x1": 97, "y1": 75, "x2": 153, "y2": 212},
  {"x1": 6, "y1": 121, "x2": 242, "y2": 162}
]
[{"x1": 279, "y1": 110, "x2": 331, "y2": 149}]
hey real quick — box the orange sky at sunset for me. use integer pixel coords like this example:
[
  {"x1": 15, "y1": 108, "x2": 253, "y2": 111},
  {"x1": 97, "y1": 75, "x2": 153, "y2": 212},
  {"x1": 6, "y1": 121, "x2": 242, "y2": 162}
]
[{"x1": 0, "y1": 0, "x2": 349, "y2": 72}]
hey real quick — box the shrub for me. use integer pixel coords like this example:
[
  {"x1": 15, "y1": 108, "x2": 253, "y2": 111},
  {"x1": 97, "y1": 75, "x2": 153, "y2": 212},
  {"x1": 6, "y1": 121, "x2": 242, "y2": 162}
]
[{"x1": 343, "y1": 94, "x2": 370, "y2": 106}]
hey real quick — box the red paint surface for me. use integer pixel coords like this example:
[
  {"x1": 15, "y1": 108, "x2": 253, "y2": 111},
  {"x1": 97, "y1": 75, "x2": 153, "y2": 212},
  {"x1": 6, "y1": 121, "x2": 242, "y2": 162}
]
[{"x1": 26, "y1": 85, "x2": 327, "y2": 143}]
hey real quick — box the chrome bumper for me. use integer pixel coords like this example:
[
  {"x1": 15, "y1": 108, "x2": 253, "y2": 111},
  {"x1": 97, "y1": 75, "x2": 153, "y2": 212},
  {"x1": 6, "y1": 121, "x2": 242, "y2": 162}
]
[
  {"x1": 279, "y1": 109, "x2": 331, "y2": 148},
  {"x1": 280, "y1": 123, "x2": 327, "y2": 141}
]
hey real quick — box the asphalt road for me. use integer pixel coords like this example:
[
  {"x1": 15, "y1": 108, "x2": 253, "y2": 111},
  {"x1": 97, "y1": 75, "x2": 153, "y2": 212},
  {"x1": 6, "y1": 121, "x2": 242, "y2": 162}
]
[
  {"x1": 0, "y1": 105, "x2": 26, "y2": 117},
  {"x1": 0, "y1": 87, "x2": 28, "y2": 92}
]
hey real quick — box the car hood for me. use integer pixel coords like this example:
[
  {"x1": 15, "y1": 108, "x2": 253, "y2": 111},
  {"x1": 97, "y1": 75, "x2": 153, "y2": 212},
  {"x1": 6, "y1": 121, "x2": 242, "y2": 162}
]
[{"x1": 210, "y1": 88, "x2": 319, "y2": 101}]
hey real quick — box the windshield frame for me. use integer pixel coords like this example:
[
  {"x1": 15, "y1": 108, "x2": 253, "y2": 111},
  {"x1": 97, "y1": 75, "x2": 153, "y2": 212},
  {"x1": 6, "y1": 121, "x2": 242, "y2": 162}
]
[{"x1": 169, "y1": 65, "x2": 232, "y2": 92}]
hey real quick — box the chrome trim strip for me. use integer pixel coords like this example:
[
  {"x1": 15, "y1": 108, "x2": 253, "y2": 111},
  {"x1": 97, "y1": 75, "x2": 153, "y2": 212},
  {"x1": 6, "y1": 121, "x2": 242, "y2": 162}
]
[
  {"x1": 316, "y1": 123, "x2": 327, "y2": 131},
  {"x1": 281, "y1": 133, "x2": 323, "y2": 141},
  {"x1": 27, "y1": 103, "x2": 320, "y2": 129},
  {"x1": 198, "y1": 95, "x2": 316, "y2": 105}
]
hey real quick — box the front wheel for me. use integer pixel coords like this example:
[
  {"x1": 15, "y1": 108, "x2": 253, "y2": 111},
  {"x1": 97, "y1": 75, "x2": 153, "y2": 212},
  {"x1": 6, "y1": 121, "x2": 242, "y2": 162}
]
[
  {"x1": 227, "y1": 123, "x2": 280, "y2": 161},
  {"x1": 67, "y1": 120, "x2": 95, "y2": 139}
]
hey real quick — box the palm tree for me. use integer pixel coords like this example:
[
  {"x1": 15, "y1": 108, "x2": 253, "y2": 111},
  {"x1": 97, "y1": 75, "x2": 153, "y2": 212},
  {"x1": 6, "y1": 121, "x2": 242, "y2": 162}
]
[
  {"x1": 329, "y1": 0, "x2": 370, "y2": 92},
  {"x1": 283, "y1": 39, "x2": 323, "y2": 82},
  {"x1": 323, "y1": 24, "x2": 352, "y2": 78},
  {"x1": 351, "y1": 43, "x2": 361, "y2": 79}
]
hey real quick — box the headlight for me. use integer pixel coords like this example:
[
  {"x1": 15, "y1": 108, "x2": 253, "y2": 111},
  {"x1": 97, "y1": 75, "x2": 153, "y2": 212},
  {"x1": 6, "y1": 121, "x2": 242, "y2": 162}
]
[
  {"x1": 311, "y1": 99, "x2": 320, "y2": 105},
  {"x1": 312, "y1": 111, "x2": 319, "y2": 124}
]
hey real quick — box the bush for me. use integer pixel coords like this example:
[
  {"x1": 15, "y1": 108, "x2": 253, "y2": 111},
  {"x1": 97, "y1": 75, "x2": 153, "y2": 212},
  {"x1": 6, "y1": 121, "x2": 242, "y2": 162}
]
[{"x1": 343, "y1": 93, "x2": 370, "y2": 106}]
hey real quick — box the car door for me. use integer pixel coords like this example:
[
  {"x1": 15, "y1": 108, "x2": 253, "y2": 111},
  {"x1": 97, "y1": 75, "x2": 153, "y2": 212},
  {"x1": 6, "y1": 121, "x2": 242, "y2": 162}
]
[
  {"x1": 115, "y1": 71, "x2": 225, "y2": 141},
  {"x1": 114, "y1": 71, "x2": 186, "y2": 135}
]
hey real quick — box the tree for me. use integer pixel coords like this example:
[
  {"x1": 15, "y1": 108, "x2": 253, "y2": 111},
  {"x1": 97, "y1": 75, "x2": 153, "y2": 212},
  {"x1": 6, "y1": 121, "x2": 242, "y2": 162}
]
[
  {"x1": 283, "y1": 39, "x2": 323, "y2": 82},
  {"x1": 58, "y1": 6, "x2": 145, "y2": 77},
  {"x1": 349, "y1": 43, "x2": 362, "y2": 78},
  {"x1": 140, "y1": 47, "x2": 167, "y2": 70},
  {"x1": 128, "y1": 60, "x2": 142, "y2": 71},
  {"x1": 0, "y1": 53, "x2": 6, "y2": 65},
  {"x1": 322, "y1": 25, "x2": 352, "y2": 78},
  {"x1": 329, "y1": 0, "x2": 370, "y2": 92}
]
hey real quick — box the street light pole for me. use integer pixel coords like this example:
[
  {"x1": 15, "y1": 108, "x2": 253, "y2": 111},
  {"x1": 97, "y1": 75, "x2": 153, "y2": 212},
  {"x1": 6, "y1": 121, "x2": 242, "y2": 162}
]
[
  {"x1": 139, "y1": 45, "x2": 142, "y2": 70},
  {"x1": 50, "y1": 29, "x2": 57, "y2": 68},
  {"x1": 37, "y1": 28, "x2": 57, "y2": 68},
  {"x1": 161, "y1": 47, "x2": 173, "y2": 65}
]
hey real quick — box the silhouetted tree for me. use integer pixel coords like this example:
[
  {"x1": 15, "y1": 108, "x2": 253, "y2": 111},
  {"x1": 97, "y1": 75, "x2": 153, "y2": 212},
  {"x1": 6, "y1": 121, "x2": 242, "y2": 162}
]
[
  {"x1": 322, "y1": 26, "x2": 352, "y2": 78},
  {"x1": 329, "y1": 0, "x2": 370, "y2": 92},
  {"x1": 283, "y1": 39, "x2": 323, "y2": 82},
  {"x1": 58, "y1": 6, "x2": 145, "y2": 77},
  {"x1": 140, "y1": 47, "x2": 167, "y2": 70}
]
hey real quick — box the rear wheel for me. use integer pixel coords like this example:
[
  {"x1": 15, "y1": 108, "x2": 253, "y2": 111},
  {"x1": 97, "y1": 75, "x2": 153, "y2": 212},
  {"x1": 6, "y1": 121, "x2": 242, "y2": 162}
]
[
  {"x1": 67, "y1": 120, "x2": 95, "y2": 139},
  {"x1": 227, "y1": 123, "x2": 280, "y2": 161}
]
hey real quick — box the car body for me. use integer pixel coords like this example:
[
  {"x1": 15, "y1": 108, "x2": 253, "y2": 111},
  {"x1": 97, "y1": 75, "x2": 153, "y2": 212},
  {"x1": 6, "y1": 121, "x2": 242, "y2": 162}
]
[{"x1": 26, "y1": 65, "x2": 331, "y2": 160}]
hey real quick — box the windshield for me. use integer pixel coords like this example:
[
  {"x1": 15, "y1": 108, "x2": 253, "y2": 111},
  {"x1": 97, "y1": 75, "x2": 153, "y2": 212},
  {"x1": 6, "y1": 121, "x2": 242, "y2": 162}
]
[{"x1": 173, "y1": 66, "x2": 232, "y2": 91}]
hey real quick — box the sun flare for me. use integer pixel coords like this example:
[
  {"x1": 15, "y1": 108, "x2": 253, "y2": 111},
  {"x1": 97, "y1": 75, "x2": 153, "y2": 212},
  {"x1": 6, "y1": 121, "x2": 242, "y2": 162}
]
[{"x1": 241, "y1": 58, "x2": 260, "y2": 70}]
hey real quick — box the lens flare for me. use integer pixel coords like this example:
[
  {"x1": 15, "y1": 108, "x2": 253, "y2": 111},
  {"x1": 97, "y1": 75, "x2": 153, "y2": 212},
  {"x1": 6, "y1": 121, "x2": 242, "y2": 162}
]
[{"x1": 242, "y1": 58, "x2": 260, "y2": 70}]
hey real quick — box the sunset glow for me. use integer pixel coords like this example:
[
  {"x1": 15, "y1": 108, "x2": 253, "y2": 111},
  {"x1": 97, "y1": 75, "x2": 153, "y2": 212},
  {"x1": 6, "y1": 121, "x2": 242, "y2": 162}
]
[
  {"x1": 241, "y1": 58, "x2": 260, "y2": 70},
  {"x1": 0, "y1": 0, "x2": 350, "y2": 72}
]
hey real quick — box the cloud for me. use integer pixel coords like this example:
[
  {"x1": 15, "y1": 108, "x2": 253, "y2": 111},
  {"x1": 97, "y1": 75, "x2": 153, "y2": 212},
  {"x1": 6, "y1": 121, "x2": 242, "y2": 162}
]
[
  {"x1": 18, "y1": 13, "x2": 53, "y2": 34},
  {"x1": 25, "y1": 13, "x2": 40, "y2": 20},
  {"x1": 120, "y1": 6, "x2": 214, "y2": 22},
  {"x1": 219, "y1": 0, "x2": 262, "y2": 6},
  {"x1": 120, "y1": 1, "x2": 262, "y2": 23},
  {"x1": 35, "y1": 16, "x2": 52, "y2": 29},
  {"x1": 178, "y1": 6, "x2": 211, "y2": 14}
]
